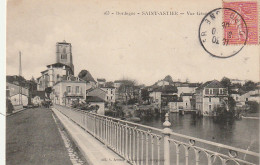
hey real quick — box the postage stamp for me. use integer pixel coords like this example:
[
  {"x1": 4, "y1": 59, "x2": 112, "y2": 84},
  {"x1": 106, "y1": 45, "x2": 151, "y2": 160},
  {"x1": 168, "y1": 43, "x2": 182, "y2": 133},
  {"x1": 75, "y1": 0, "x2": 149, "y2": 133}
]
[
  {"x1": 199, "y1": 8, "x2": 248, "y2": 58},
  {"x1": 223, "y1": 1, "x2": 258, "y2": 45}
]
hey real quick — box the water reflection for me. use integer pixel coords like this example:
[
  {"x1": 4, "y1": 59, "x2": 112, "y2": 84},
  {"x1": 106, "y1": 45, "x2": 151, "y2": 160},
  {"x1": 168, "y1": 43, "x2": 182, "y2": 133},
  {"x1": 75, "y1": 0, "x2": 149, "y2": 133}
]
[{"x1": 139, "y1": 113, "x2": 259, "y2": 152}]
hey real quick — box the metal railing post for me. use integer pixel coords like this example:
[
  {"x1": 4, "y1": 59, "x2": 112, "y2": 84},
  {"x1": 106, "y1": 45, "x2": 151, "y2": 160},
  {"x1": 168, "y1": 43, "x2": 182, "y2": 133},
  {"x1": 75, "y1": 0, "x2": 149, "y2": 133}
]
[{"x1": 163, "y1": 113, "x2": 172, "y2": 165}]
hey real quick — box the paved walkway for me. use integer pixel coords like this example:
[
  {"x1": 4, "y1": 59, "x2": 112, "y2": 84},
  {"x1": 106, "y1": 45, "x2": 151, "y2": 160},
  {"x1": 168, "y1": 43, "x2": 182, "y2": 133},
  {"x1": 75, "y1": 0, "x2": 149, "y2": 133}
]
[
  {"x1": 6, "y1": 107, "x2": 72, "y2": 165},
  {"x1": 52, "y1": 107, "x2": 129, "y2": 165}
]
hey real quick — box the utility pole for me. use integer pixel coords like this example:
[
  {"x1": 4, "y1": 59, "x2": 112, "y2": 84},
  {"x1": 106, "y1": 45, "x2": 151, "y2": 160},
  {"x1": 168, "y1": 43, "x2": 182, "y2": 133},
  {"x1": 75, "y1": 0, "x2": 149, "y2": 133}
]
[{"x1": 19, "y1": 51, "x2": 23, "y2": 106}]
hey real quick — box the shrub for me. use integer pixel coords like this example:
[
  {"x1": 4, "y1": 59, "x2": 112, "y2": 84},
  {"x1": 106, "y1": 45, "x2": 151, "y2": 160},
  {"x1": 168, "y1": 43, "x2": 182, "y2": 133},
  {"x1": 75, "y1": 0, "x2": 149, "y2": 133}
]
[
  {"x1": 247, "y1": 101, "x2": 259, "y2": 113},
  {"x1": 6, "y1": 99, "x2": 14, "y2": 114}
]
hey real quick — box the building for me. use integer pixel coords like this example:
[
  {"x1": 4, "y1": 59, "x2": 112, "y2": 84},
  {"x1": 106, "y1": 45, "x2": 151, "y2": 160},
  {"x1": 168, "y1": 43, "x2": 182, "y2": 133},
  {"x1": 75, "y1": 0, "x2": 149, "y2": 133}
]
[
  {"x1": 101, "y1": 86, "x2": 116, "y2": 103},
  {"x1": 230, "y1": 79, "x2": 246, "y2": 85},
  {"x1": 97, "y1": 78, "x2": 106, "y2": 87},
  {"x1": 180, "y1": 93, "x2": 194, "y2": 110},
  {"x1": 114, "y1": 80, "x2": 124, "y2": 89},
  {"x1": 149, "y1": 85, "x2": 178, "y2": 108},
  {"x1": 52, "y1": 76, "x2": 87, "y2": 106},
  {"x1": 195, "y1": 80, "x2": 228, "y2": 116},
  {"x1": 177, "y1": 83, "x2": 199, "y2": 96},
  {"x1": 6, "y1": 82, "x2": 29, "y2": 107},
  {"x1": 86, "y1": 88, "x2": 107, "y2": 101},
  {"x1": 32, "y1": 91, "x2": 46, "y2": 106},
  {"x1": 86, "y1": 96, "x2": 105, "y2": 115},
  {"x1": 156, "y1": 80, "x2": 170, "y2": 86},
  {"x1": 37, "y1": 41, "x2": 74, "y2": 91}
]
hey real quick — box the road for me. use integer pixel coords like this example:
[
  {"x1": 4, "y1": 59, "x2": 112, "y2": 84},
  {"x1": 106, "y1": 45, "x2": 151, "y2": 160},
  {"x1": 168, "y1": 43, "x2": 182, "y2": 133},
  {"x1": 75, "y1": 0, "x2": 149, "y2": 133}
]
[{"x1": 6, "y1": 107, "x2": 72, "y2": 165}]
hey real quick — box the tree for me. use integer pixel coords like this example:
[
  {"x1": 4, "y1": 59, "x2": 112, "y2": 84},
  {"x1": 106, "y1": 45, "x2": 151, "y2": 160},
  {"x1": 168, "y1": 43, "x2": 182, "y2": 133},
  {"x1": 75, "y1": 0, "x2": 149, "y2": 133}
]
[
  {"x1": 141, "y1": 88, "x2": 150, "y2": 103},
  {"x1": 118, "y1": 79, "x2": 137, "y2": 104},
  {"x1": 221, "y1": 77, "x2": 231, "y2": 88},
  {"x1": 221, "y1": 77, "x2": 231, "y2": 94},
  {"x1": 242, "y1": 81, "x2": 256, "y2": 92},
  {"x1": 105, "y1": 81, "x2": 114, "y2": 87},
  {"x1": 78, "y1": 70, "x2": 96, "y2": 83},
  {"x1": 247, "y1": 101, "x2": 259, "y2": 113}
]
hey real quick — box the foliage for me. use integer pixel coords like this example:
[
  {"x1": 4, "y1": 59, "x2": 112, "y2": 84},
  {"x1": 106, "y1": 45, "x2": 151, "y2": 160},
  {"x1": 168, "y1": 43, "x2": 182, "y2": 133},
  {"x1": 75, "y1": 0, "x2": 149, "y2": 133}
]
[
  {"x1": 163, "y1": 75, "x2": 174, "y2": 84},
  {"x1": 6, "y1": 99, "x2": 14, "y2": 114},
  {"x1": 45, "y1": 87, "x2": 52, "y2": 98},
  {"x1": 128, "y1": 98, "x2": 138, "y2": 105},
  {"x1": 118, "y1": 79, "x2": 138, "y2": 104},
  {"x1": 212, "y1": 97, "x2": 237, "y2": 119},
  {"x1": 246, "y1": 101, "x2": 259, "y2": 113},
  {"x1": 141, "y1": 88, "x2": 150, "y2": 102},
  {"x1": 221, "y1": 77, "x2": 231, "y2": 88},
  {"x1": 78, "y1": 70, "x2": 96, "y2": 83},
  {"x1": 105, "y1": 81, "x2": 114, "y2": 87},
  {"x1": 242, "y1": 81, "x2": 257, "y2": 92}
]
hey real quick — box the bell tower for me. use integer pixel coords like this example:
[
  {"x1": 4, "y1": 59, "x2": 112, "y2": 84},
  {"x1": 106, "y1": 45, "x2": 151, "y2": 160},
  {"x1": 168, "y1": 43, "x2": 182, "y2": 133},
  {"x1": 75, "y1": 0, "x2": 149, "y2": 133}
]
[{"x1": 56, "y1": 40, "x2": 74, "y2": 74}]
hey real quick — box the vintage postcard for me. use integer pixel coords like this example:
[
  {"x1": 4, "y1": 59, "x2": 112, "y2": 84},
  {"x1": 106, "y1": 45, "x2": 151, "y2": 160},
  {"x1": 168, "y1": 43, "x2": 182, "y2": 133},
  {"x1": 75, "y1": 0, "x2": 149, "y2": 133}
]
[{"x1": 3, "y1": 0, "x2": 260, "y2": 164}]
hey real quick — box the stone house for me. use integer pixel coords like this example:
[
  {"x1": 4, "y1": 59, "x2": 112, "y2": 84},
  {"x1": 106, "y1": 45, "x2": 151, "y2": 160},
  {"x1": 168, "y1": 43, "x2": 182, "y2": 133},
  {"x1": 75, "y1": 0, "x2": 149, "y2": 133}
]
[{"x1": 195, "y1": 80, "x2": 228, "y2": 116}]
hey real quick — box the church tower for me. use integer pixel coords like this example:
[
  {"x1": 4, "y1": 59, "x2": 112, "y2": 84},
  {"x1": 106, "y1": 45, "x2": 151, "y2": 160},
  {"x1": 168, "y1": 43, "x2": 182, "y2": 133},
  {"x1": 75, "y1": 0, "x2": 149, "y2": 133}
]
[{"x1": 56, "y1": 40, "x2": 74, "y2": 74}]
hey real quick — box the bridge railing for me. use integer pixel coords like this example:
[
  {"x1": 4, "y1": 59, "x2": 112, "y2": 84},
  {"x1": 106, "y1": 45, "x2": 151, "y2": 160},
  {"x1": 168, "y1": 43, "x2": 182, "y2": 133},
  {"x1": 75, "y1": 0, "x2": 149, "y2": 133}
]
[{"x1": 53, "y1": 104, "x2": 259, "y2": 165}]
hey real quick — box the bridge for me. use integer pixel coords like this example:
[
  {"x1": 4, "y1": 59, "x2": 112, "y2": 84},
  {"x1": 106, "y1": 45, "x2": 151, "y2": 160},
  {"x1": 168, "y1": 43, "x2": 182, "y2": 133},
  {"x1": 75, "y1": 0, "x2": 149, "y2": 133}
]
[{"x1": 53, "y1": 104, "x2": 259, "y2": 165}]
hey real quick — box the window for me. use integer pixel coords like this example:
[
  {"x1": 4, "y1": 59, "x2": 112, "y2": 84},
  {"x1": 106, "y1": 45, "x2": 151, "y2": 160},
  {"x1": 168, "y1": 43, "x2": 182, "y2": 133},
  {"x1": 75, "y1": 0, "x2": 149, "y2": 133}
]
[
  {"x1": 209, "y1": 105, "x2": 212, "y2": 110},
  {"x1": 111, "y1": 90, "x2": 113, "y2": 94},
  {"x1": 209, "y1": 97, "x2": 211, "y2": 102},
  {"x1": 61, "y1": 54, "x2": 67, "y2": 59},
  {"x1": 107, "y1": 96, "x2": 109, "y2": 100},
  {"x1": 205, "y1": 89, "x2": 209, "y2": 94},
  {"x1": 213, "y1": 89, "x2": 219, "y2": 95},
  {"x1": 76, "y1": 86, "x2": 79, "y2": 93},
  {"x1": 209, "y1": 89, "x2": 213, "y2": 95},
  {"x1": 219, "y1": 89, "x2": 223, "y2": 94},
  {"x1": 111, "y1": 96, "x2": 113, "y2": 100},
  {"x1": 66, "y1": 86, "x2": 71, "y2": 93}
]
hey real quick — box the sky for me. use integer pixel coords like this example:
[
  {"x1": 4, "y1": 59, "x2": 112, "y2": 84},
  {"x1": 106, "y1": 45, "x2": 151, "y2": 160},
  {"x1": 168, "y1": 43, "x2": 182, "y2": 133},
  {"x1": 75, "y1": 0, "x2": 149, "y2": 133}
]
[{"x1": 6, "y1": 0, "x2": 259, "y2": 86}]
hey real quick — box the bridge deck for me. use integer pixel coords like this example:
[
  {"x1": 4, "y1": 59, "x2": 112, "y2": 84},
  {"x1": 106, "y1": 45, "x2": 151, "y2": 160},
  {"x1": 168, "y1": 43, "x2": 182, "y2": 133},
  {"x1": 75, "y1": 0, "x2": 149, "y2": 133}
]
[{"x1": 52, "y1": 107, "x2": 129, "y2": 165}]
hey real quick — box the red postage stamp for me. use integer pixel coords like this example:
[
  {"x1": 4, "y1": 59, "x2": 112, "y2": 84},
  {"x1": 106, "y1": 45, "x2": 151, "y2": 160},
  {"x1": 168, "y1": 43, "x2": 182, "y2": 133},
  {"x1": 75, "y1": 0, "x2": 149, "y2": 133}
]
[{"x1": 223, "y1": 1, "x2": 258, "y2": 45}]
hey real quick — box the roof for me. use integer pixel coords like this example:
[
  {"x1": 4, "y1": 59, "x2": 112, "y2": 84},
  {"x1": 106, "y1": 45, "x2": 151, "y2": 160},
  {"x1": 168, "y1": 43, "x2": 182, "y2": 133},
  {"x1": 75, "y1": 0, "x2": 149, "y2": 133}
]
[
  {"x1": 86, "y1": 96, "x2": 105, "y2": 102},
  {"x1": 53, "y1": 75, "x2": 86, "y2": 86},
  {"x1": 196, "y1": 80, "x2": 224, "y2": 91},
  {"x1": 114, "y1": 80, "x2": 124, "y2": 83},
  {"x1": 181, "y1": 93, "x2": 194, "y2": 96},
  {"x1": 188, "y1": 83, "x2": 201, "y2": 87},
  {"x1": 97, "y1": 78, "x2": 106, "y2": 82},
  {"x1": 86, "y1": 87, "x2": 106, "y2": 94},
  {"x1": 41, "y1": 69, "x2": 48, "y2": 74},
  {"x1": 32, "y1": 91, "x2": 46, "y2": 99},
  {"x1": 46, "y1": 62, "x2": 74, "y2": 75},
  {"x1": 56, "y1": 40, "x2": 71, "y2": 45},
  {"x1": 152, "y1": 85, "x2": 178, "y2": 93},
  {"x1": 6, "y1": 81, "x2": 29, "y2": 89}
]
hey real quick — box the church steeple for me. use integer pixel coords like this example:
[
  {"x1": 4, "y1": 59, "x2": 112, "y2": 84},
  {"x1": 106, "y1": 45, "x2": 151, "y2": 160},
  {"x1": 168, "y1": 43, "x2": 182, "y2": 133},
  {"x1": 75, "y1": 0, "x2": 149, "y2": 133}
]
[{"x1": 56, "y1": 41, "x2": 74, "y2": 75}]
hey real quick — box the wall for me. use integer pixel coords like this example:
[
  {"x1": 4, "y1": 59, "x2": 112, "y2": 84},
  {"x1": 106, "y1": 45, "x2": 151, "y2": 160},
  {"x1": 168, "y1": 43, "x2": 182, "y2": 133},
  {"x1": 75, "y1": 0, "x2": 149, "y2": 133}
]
[
  {"x1": 203, "y1": 97, "x2": 221, "y2": 116},
  {"x1": 6, "y1": 82, "x2": 29, "y2": 97},
  {"x1": 177, "y1": 87, "x2": 196, "y2": 95},
  {"x1": 10, "y1": 94, "x2": 28, "y2": 106},
  {"x1": 53, "y1": 81, "x2": 86, "y2": 105},
  {"x1": 157, "y1": 80, "x2": 169, "y2": 86},
  {"x1": 149, "y1": 92, "x2": 162, "y2": 106},
  {"x1": 101, "y1": 87, "x2": 116, "y2": 103},
  {"x1": 182, "y1": 96, "x2": 192, "y2": 109}
]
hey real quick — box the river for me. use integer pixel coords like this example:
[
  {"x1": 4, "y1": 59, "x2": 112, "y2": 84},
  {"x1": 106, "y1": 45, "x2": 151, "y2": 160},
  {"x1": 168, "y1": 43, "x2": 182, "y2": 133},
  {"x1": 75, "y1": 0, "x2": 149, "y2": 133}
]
[{"x1": 138, "y1": 113, "x2": 259, "y2": 153}]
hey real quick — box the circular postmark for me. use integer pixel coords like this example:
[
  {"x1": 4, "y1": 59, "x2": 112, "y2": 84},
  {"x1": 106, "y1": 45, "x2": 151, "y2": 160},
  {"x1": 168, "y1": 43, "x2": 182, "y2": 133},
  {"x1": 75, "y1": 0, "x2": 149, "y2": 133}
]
[{"x1": 199, "y1": 8, "x2": 248, "y2": 58}]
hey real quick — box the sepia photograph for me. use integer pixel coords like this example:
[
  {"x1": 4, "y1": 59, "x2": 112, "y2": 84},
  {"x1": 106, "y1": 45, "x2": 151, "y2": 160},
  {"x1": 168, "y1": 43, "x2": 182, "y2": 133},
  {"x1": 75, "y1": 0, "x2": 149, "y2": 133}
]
[{"x1": 2, "y1": 0, "x2": 260, "y2": 164}]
